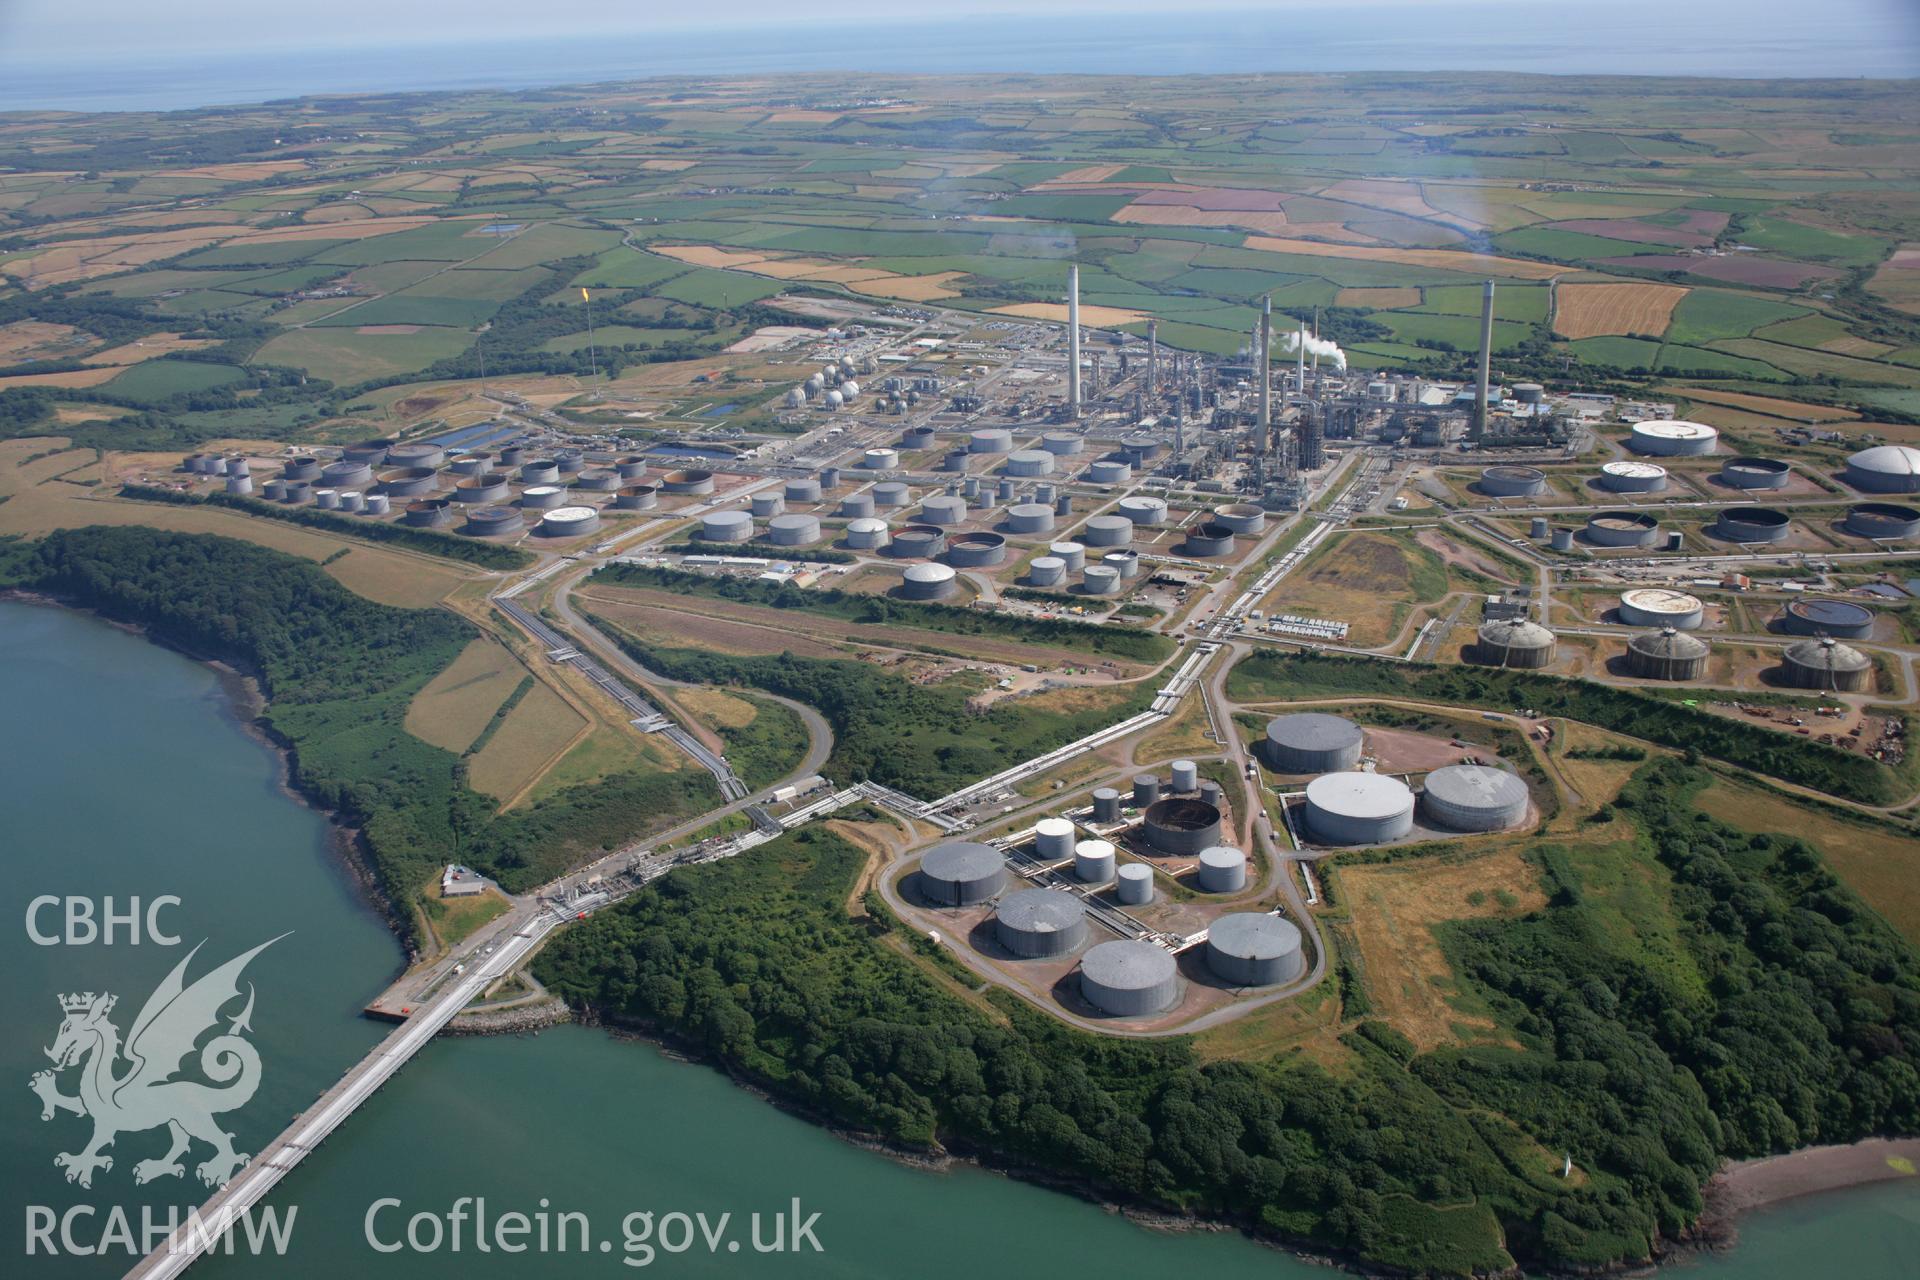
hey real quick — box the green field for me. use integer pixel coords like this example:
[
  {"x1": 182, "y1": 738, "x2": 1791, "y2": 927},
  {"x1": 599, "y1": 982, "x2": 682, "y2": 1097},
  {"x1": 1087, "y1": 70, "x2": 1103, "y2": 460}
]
[
  {"x1": 253, "y1": 326, "x2": 474, "y2": 383},
  {"x1": 101, "y1": 359, "x2": 248, "y2": 403},
  {"x1": 1663, "y1": 289, "x2": 1809, "y2": 345}
]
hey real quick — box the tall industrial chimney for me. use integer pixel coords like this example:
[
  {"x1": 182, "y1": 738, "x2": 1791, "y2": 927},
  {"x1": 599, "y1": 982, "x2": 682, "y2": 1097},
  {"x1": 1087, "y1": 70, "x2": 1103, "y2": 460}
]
[
  {"x1": 1296, "y1": 321, "x2": 1307, "y2": 391},
  {"x1": 1067, "y1": 264, "x2": 1082, "y2": 418},
  {"x1": 1147, "y1": 318, "x2": 1158, "y2": 394},
  {"x1": 1258, "y1": 294, "x2": 1272, "y2": 446},
  {"x1": 1475, "y1": 278, "x2": 1495, "y2": 439}
]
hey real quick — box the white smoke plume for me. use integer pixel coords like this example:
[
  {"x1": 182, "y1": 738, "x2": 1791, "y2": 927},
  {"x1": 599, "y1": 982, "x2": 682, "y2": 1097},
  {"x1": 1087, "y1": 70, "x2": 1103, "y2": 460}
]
[{"x1": 1281, "y1": 329, "x2": 1347, "y2": 371}]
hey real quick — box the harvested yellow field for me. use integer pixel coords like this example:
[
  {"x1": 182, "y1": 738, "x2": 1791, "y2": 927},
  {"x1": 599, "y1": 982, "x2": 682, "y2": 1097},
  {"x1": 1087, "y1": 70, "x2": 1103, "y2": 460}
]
[
  {"x1": 1666, "y1": 387, "x2": 1860, "y2": 421},
  {"x1": 0, "y1": 320, "x2": 87, "y2": 362},
  {"x1": 767, "y1": 109, "x2": 840, "y2": 123},
  {"x1": 1243, "y1": 234, "x2": 1566, "y2": 279},
  {"x1": 405, "y1": 638, "x2": 528, "y2": 753},
  {"x1": 173, "y1": 161, "x2": 308, "y2": 181},
  {"x1": 677, "y1": 687, "x2": 759, "y2": 731},
  {"x1": 1321, "y1": 178, "x2": 1447, "y2": 221},
  {"x1": 0, "y1": 366, "x2": 121, "y2": 390},
  {"x1": 467, "y1": 681, "x2": 589, "y2": 803},
  {"x1": 651, "y1": 244, "x2": 781, "y2": 269},
  {"x1": 854, "y1": 271, "x2": 968, "y2": 301},
  {"x1": 1337, "y1": 287, "x2": 1423, "y2": 309},
  {"x1": 640, "y1": 158, "x2": 699, "y2": 171},
  {"x1": 1553, "y1": 282, "x2": 1688, "y2": 339},
  {"x1": 1045, "y1": 163, "x2": 1124, "y2": 184},
  {"x1": 1111, "y1": 203, "x2": 1292, "y2": 236},
  {"x1": 989, "y1": 301, "x2": 1146, "y2": 327},
  {"x1": 80, "y1": 333, "x2": 219, "y2": 366}
]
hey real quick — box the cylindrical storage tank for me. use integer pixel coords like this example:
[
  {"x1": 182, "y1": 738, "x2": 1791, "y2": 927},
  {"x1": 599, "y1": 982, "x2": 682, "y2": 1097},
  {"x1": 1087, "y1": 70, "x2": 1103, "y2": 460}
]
[
  {"x1": 1170, "y1": 759, "x2": 1198, "y2": 793},
  {"x1": 962, "y1": 476, "x2": 981, "y2": 498},
  {"x1": 1626, "y1": 627, "x2": 1710, "y2": 681},
  {"x1": 226, "y1": 457, "x2": 250, "y2": 478},
  {"x1": 282, "y1": 456, "x2": 320, "y2": 482},
  {"x1": 919, "y1": 842, "x2": 1006, "y2": 907},
  {"x1": 1027, "y1": 556, "x2": 1067, "y2": 587},
  {"x1": 520, "y1": 459, "x2": 560, "y2": 485},
  {"x1": 1196, "y1": 846, "x2": 1248, "y2": 893},
  {"x1": 1004, "y1": 503, "x2": 1055, "y2": 534},
  {"x1": 1122, "y1": 434, "x2": 1161, "y2": 463},
  {"x1": 942, "y1": 450, "x2": 969, "y2": 472},
  {"x1": 1199, "y1": 780, "x2": 1223, "y2": 810},
  {"x1": 971, "y1": 488, "x2": 996, "y2": 511},
  {"x1": 1304, "y1": 773, "x2": 1415, "y2": 845},
  {"x1": 314, "y1": 488, "x2": 340, "y2": 510},
  {"x1": 841, "y1": 493, "x2": 876, "y2": 519},
  {"x1": 1422, "y1": 764, "x2": 1530, "y2": 833},
  {"x1": 1619, "y1": 588, "x2": 1705, "y2": 630},
  {"x1": 701, "y1": 510, "x2": 754, "y2": 543},
  {"x1": 1074, "y1": 839, "x2": 1117, "y2": 884},
  {"x1": 521, "y1": 485, "x2": 567, "y2": 511},
  {"x1": 995, "y1": 478, "x2": 1016, "y2": 503},
  {"x1": 1843, "y1": 503, "x2": 1920, "y2": 540},
  {"x1": 1082, "y1": 565, "x2": 1121, "y2": 595},
  {"x1": 1780, "y1": 598, "x2": 1875, "y2": 639},
  {"x1": 1630, "y1": 419, "x2": 1718, "y2": 456},
  {"x1": 380, "y1": 467, "x2": 439, "y2": 498},
  {"x1": 862, "y1": 447, "x2": 899, "y2": 471},
  {"x1": 1213, "y1": 503, "x2": 1267, "y2": 535},
  {"x1": 1050, "y1": 541, "x2": 1087, "y2": 572},
  {"x1": 1207, "y1": 914, "x2": 1304, "y2": 986},
  {"x1": 1715, "y1": 507, "x2": 1790, "y2": 544},
  {"x1": 767, "y1": 513, "x2": 822, "y2": 546},
  {"x1": 1035, "y1": 817, "x2": 1076, "y2": 859},
  {"x1": 899, "y1": 562, "x2": 957, "y2": 600},
  {"x1": 1005, "y1": 449, "x2": 1055, "y2": 477},
  {"x1": 1779, "y1": 637, "x2": 1873, "y2": 693},
  {"x1": 1034, "y1": 482, "x2": 1057, "y2": 504},
  {"x1": 453, "y1": 476, "x2": 510, "y2": 504},
  {"x1": 872, "y1": 482, "x2": 910, "y2": 508},
  {"x1": 1055, "y1": 493, "x2": 1073, "y2": 516},
  {"x1": 945, "y1": 532, "x2": 1006, "y2": 567},
  {"x1": 281, "y1": 481, "x2": 312, "y2": 504},
  {"x1": 225, "y1": 474, "x2": 254, "y2": 496},
  {"x1": 463, "y1": 506, "x2": 523, "y2": 538},
  {"x1": 1551, "y1": 528, "x2": 1575, "y2": 552},
  {"x1": 1474, "y1": 618, "x2": 1557, "y2": 669},
  {"x1": 1103, "y1": 551, "x2": 1140, "y2": 580},
  {"x1": 338, "y1": 491, "x2": 363, "y2": 512},
  {"x1": 1599, "y1": 460, "x2": 1669, "y2": 493},
  {"x1": 573, "y1": 469, "x2": 620, "y2": 493},
  {"x1": 920, "y1": 495, "x2": 967, "y2": 525},
  {"x1": 363, "y1": 493, "x2": 390, "y2": 516},
  {"x1": 1480, "y1": 465, "x2": 1547, "y2": 497},
  {"x1": 750, "y1": 492, "x2": 785, "y2": 517},
  {"x1": 1530, "y1": 516, "x2": 1550, "y2": 540},
  {"x1": 614, "y1": 456, "x2": 647, "y2": 480},
  {"x1": 449, "y1": 455, "x2": 493, "y2": 478},
  {"x1": 386, "y1": 443, "x2": 445, "y2": 470},
  {"x1": 969, "y1": 428, "x2": 1013, "y2": 454},
  {"x1": 1843, "y1": 445, "x2": 1920, "y2": 494},
  {"x1": 661, "y1": 469, "x2": 714, "y2": 495},
  {"x1": 1041, "y1": 431, "x2": 1084, "y2": 455},
  {"x1": 888, "y1": 525, "x2": 946, "y2": 559},
  {"x1": 1115, "y1": 862, "x2": 1154, "y2": 906},
  {"x1": 343, "y1": 440, "x2": 392, "y2": 467},
  {"x1": 1086, "y1": 460, "x2": 1132, "y2": 484},
  {"x1": 1513, "y1": 382, "x2": 1545, "y2": 405},
  {"x1": 321, "y1": 460, "x2": 374, "y2": 489},
  {"x1": 1091, "y1": 788, "x2": 1121, "y2": 824},
  {"x1": 1079, "y1": 941, "x2": 1178, "y2": 1017},
  {"x1": 844, "y1": 517, "x2": 889, "y2": 550},
  {"x1": 1584, "y1": 511, "x2": 1660, "y2": 548},
  {"x1": 1132, "y1": 774, "x2": 1161, "y2": 807},
  {"x1": 1265, "y1": 713, "x2": 1364, "y2": 774},
  {"x1": 995, "y1": 889, "x2": 1088, "y2": 958},
  {"x1": 184, "y1": 454, "x2": 210, "y2": 474},
  {"x1": 496, "y1": 445, "x2": 525, "y2": 467},
  {"x1": 1081, "y1": 515, "x2": 1133, "y2": 547},
  {"x1": 614, "y1": 484, "x2": 658, "y2": 511},
  {"x1": 554, "y1": 451, "x2": 585, "y2": 476},
  {"x1": 1116, "y1": 495, "x2": 1168, "y2": 525},
  {"x1": 1142, "y1": 797, "x2": 1223, "y2": 856},
  {"x1": 901, "y1": 426, "x2": 934, "y2": 449},
  {"x1": 538, "y1": 506, "x2": 601, "y2": 538},
  {"x1": 1184, "y1": 522, "x2": 1238, "y2": 557},
  {"x1": 1721, "y1": 457, "x2": 1791, "y2": 491},
  {"x1": 403, "y1": 498, "x2": 454, "y2": 529}
]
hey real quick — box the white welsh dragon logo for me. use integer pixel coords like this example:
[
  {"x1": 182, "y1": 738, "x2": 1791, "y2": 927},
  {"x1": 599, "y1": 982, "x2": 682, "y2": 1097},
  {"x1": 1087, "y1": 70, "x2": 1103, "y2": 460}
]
[{"x1": 30, "y1": 937, "x2": 283, "y2": 1190}]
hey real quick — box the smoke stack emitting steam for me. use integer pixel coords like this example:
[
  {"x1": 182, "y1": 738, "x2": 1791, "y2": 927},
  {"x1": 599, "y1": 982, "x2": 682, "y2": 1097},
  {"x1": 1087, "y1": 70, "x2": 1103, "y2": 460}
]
[{"x1": 1282, "y1": 328, "x2": 1346, "y2": 372}]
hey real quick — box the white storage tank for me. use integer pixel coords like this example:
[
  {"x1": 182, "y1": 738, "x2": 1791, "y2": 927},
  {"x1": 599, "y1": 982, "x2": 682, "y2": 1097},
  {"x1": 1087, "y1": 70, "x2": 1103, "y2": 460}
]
[
  {"x1": 1598, "y1": 460, "x2": 1669, "y2": 493},
  {"x1": 767, "y1": 513, "x2": 822, "y2": 546},
  {"x1": 994, "y1": 889, "x2": 1088, "y2": 959},
  {"x1": 1212, "y1": 503, "x2": 1266, "y2": 535},
  {"x1": 1085, "y1": 460, "x2": 1132, "y2": 485},
  {"x1": 841, "y1": 492, "x2": 876, "y2": 519},
  {"x1": 521, "y1": 485, "x2": 567, "y2": 510},
  {"x1": 920, "y1": 495, "x2": 967, "y2": 525},
  {"x1": 969, "y1": 428, "x2": 1013, "y2": 454},
  {"x1": 1079, "y1": 940, "x2": 1178, "y2": 1016},
  {"x1": 1074, "y1": 839, "x2": 1116, "y2": 884},
  {"x1": 1304, "y1": 773, "x2": 1414, "y2": 845},
  {"x1": 1050, "y1": 541, "x2": 1087, "y2": 572},
  {"x1": 702, "y1": 510, "x2": 755, "y2": 543},
  {"x1": 1206, "y1": 914, "x2": 1305, "y2": 986},
  {"x1": 919, "y1": 842, "x2": 1006, "y2": 906},
  {"x1": 1081, "y1": 515, "x2": 1133, "y2": 547},
  {"x1": 1005, "y1": 449, "x2": 1055, "y2": 477},
  {"x1": 1618, "y1": 588, "x2": 1704, "y2": 630},
  {"x1": 1027, "y1": 556, "x2": 1067, "y2": 587},
  {"x1": 1082, "y1": 565, "x2": 1121, "y2": 594},
  {"x1": 863, "y1": 448, "x2": 899, "y2": 470},
  {"x1": 872, "y1": 482, "x2": 910, "y2": 508},
  {"x1": 1265, "y1": 713, "x2": 1364, "y2": 774},
  {"x1": 1170, "y1": 759, "x2": 1199, "y2": 793},
  {"x1": 844, "y1": 517, "x2": 889, "y2": 550},
  {"x1": 1005, "y1": 502, "x2": 1055, "y2": 534},
  {"x1": 1844, "y1": 445, "x2": 1920, "y2": 494},
  {"x1": 1115, "y1": 862, "x2": 1154, "y2": 906},
  {"x1": 900, "y1": 562, "x2": 958, "y2": 601},
  {"x1": 1421, "y1": 764, "x2": 1530, "y2": 833},
  {"x1": 538, "y1": 506, "x2": 601, "y2": 538},
  {"x1": 1629, "y1": 419, "x2": 1718, "y2": 456},
  {"x1": 1196, "y1": 846, "x2": 1248, "y2": 893},
  {"x1": 785, "y1": 477, "x2": 823, "y2": 503},
  {"x1": 1035, "y1": 817, "x2": 1076, "y2": 859},
  {"x1": 1040, "y1": 431, "x2": 1084, "y2": 455},
  {"x1": 1116, "y1": 495, "x2": 1168, "y2": 525}
]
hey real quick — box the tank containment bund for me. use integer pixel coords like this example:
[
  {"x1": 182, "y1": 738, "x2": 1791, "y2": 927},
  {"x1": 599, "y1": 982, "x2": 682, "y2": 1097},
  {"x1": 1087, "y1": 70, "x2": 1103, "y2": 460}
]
[
  {"x1": 899, "y1": 562, "x2": 958, "y2": 601},
  {"x1": 1618, "y1": 588, "x2": 1705, "y2": 630},
  {"x1": 1304, "y1": 773, "x2": 1414, "y2": 845},
  {"x1": 1720, "y1": 457, "x2": 1791, "y2": 491},
  {"x1": 1115, "y1": 863, "x2": 1154, "y2": 906},
  {"x1": 919, "y1": 842, "x2": 1007, "y2": 907},
  {"x1": 1170, "y1": 759, "x2": 1199, "y2": 793},
  {"x1": 1080, "y1": 940, "x2": 1178, "y2": 1016},
  {"x1": 1091, "y1": 788, "x2": 1121, "y2": 823},
  {"x1": 1197, "y1": 846, "x2": 1248, "y2": 893},
  {"x1": 1035, "y1": 818, "x2": 1076, "y2": 859},
  {"x1": 1422, "y1": 764, "x2": 1529, "y2": 832},
  {"x1": 537, "y1": 506, "x2": 601, "y2": 538},
  {"x1": 1474, "y1": 618, "x2": 1556, "y2": 669},
  {"x1": 1629, "y1": 419, "x2": 1718, "y2": 456},
  {"x1": 1843, "y1": 445, "x2": 1920, "y2": 495},
  {"x1": 1781, "y1": 598, "x2": 1874, "y2": 639},
  {"x1": 995, "y1": 889, "x2": 1088, "y2": 959},
  {"x1": 1207, "y1": 914, "x2": 1305, "y2": 986},
  {"x1": 1265, "y1": 713, "x2": 1364, "y2": 774},
  {"x1": 1142, "y1": 797, "x2": 1224, "y2": 856},
  {"x1": 1626, "y1": 626, "x2": 1710, "y2": 681},
  {"x1": 1779, "y1": 637, "x2": 1872, "y2": 692},
  {"x1": 1073, "y1": 839, "x2": 1116, "y2": 884}
]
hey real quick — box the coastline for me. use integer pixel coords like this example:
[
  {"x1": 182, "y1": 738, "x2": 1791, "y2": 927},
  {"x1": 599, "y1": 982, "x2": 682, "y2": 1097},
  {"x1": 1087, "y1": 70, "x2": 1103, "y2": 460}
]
[{"x1": 1705, "y1": 1138, "x2": 1920, "y2": 1221}]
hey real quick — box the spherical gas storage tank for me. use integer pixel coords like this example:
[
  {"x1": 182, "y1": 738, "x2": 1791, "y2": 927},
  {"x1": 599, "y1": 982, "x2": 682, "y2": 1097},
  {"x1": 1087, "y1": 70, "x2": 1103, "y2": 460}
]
[
  {"x1": 1040, "y1": 431, "x2": 1084, "y2": 455},
  {"x1": 1844, "y1": 502, "x2": 1920, "y2": 540},
  {"x1": 1049, "y1": 541, "x2": 1087, "y2": 572},
  {"x1": 521, "y1": 485, "x2": 568, "y2": 510},
  {"x1": 1073, "y1": 839, "x2": 1116, "y2": 884},
  {"x1": 1598, "y1": 460, "x2": 1668, "y2": 494},
  {"x1": 463, "y1": 506, "x2": 523, "y2": 538},
  {"x1": 1474, "y1": 617, "x2": 1557, "y2": 669},
  {"x1": 1116, "y1": 495, "x2": 1168, "y2": 525},
  {"x1": 841, "y1": 492, "x2": 875, "y2": 520},
  {"x1": 872, "y1": 481, "x2": 910, "y2": 508},
  {"x1": 995, "y1": 888, "x2": 1088, "y2": 959},
  {"x1": 1079, "y1": 940, "x2": 1178, "y2": 1017},
  {"x1": 945, "y1": 532, "x2": 1006, "y2": 567},
  {"x1": 1183, "y1": 522, "x2": 1238, "y2": 558},
  {"x1": 1626, "y1": 627, "x2": 1710, "y2": 681},
  {"x1": 453, "y1": 476, "x2": 511, "y2": 504},
  {"x1": 386, "y1": 443, "x2": 446, "y2": 471},
  {"x1": 1035, "y1": 818, "x2": 1076, "y2": 859},
  {"x1": 520, "y1": 459, "x2": 561, "y2": 485},
  {"x1": 1197, "y1": 846, "x2": 1248, "y2": 893},
  {"x1": 969, "y1": 428, "x2": 1013, "y2": 454},
  {"x1": 1585, "y1": 511, "x2": 1660, "y2": 548},
  {"x1": 537, "y1": 506, "x2": 601, "y2": 538},
  {"x1": 1715, "y1": 507, "x2": 1790, "y2": 544},
  {"x1": 404, "y1": 498, "x2": 456, "y2": 529},
  {"x1": 1005, "y1": 502, "x2": 1055, "y2": 535},
  {"x1": 1480, "y1": 465, "x2": 1546, "y2": 497},
  {"x1": 1027, "y1": 556, "x2": 1067, "y2": 587},
  {"x1": 1720, "y1": 457, "x2": 1791, "y2": 491},
  {"x1": 1212, "y1": 503, "x2": 1266, "y2": 535},
  {"x1": 1780, "y1": 598, "x2": 1874, "y2": 639},
  {"x1": 1085, "y1": 460, "x2": 1132, "y2": 485},
  {"x1": 701, "y1": 510, "x2": 754, "y2": 543},
  {"x1": 1265, "y1": 713, "x2": 1364, "y2": 774},
  {"x1": 919, "y1": 495, "x2": 967, "y2": 525},
  {"x1": 1005, "y1": 449, "x2": 1055, "y2": 477},
  {"x1": 1629, "y1": 419, "x2": 1718, "y2": 456},
  {"x1": 615, "y1": 484, "x2": 659, "y2": 511},
  {"x1": 1304, "y1": 773, "x2": 1414, "y2": 845},
  {"x1": 1844, "y1": 445, "x2": 1920, "y2": 494},
  {"x1": 1081, "y1": 514, "x2": 1133, "y2": 547},
  {"x1": 919, "y1": 841, "x2": 1006, "y2": 906},
  {"x1": 321, "y1": 460, "x2": 374, "y2": 490},
  {"x1": 661, "y1": 469, "x2": 714, "y2": 495},
  {"x1": 750, "y1": 492, "x2": 785, "y2": 518},
  {"x1": 1115, "y1": 862, "x2": 1154, "y2": 906},
  {"x1": 573, "y1": 468, "x2": 620, "y2": 493},
  {"x1": 888, "y1": 525, "x2": 946, "y2": 559},
  {"x1": 1422, "y1": 764, "x2": 1529, "y2": 833},
  {"x1": 1081, "y1": 565, "x2": 1121, "y2": 595},
  {"x1": 1780, "y1": 636, "x2": 1872, "y2": 692},
  {"x1": 767, "y1": 513, "x2": 822, "y2": 546},
  {"x1": 844, "y1": 517, "x2": 889, "y2": 550},
  {"x1": 1142, "y1": 797, "x2": 1223, "y2": 856},
  {"x1": 899, "y1": 562, "x2": 958, "y2": 601},
  {"x1": 863, "y1": 448, "x2": 899, "y2": 470},
  {"x1": 1619, "y1": 588, "x2": 1705, "y2": 630},
  {"x1": 1207, "y1": 914, "x2": 1305, "y2": 987}
]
